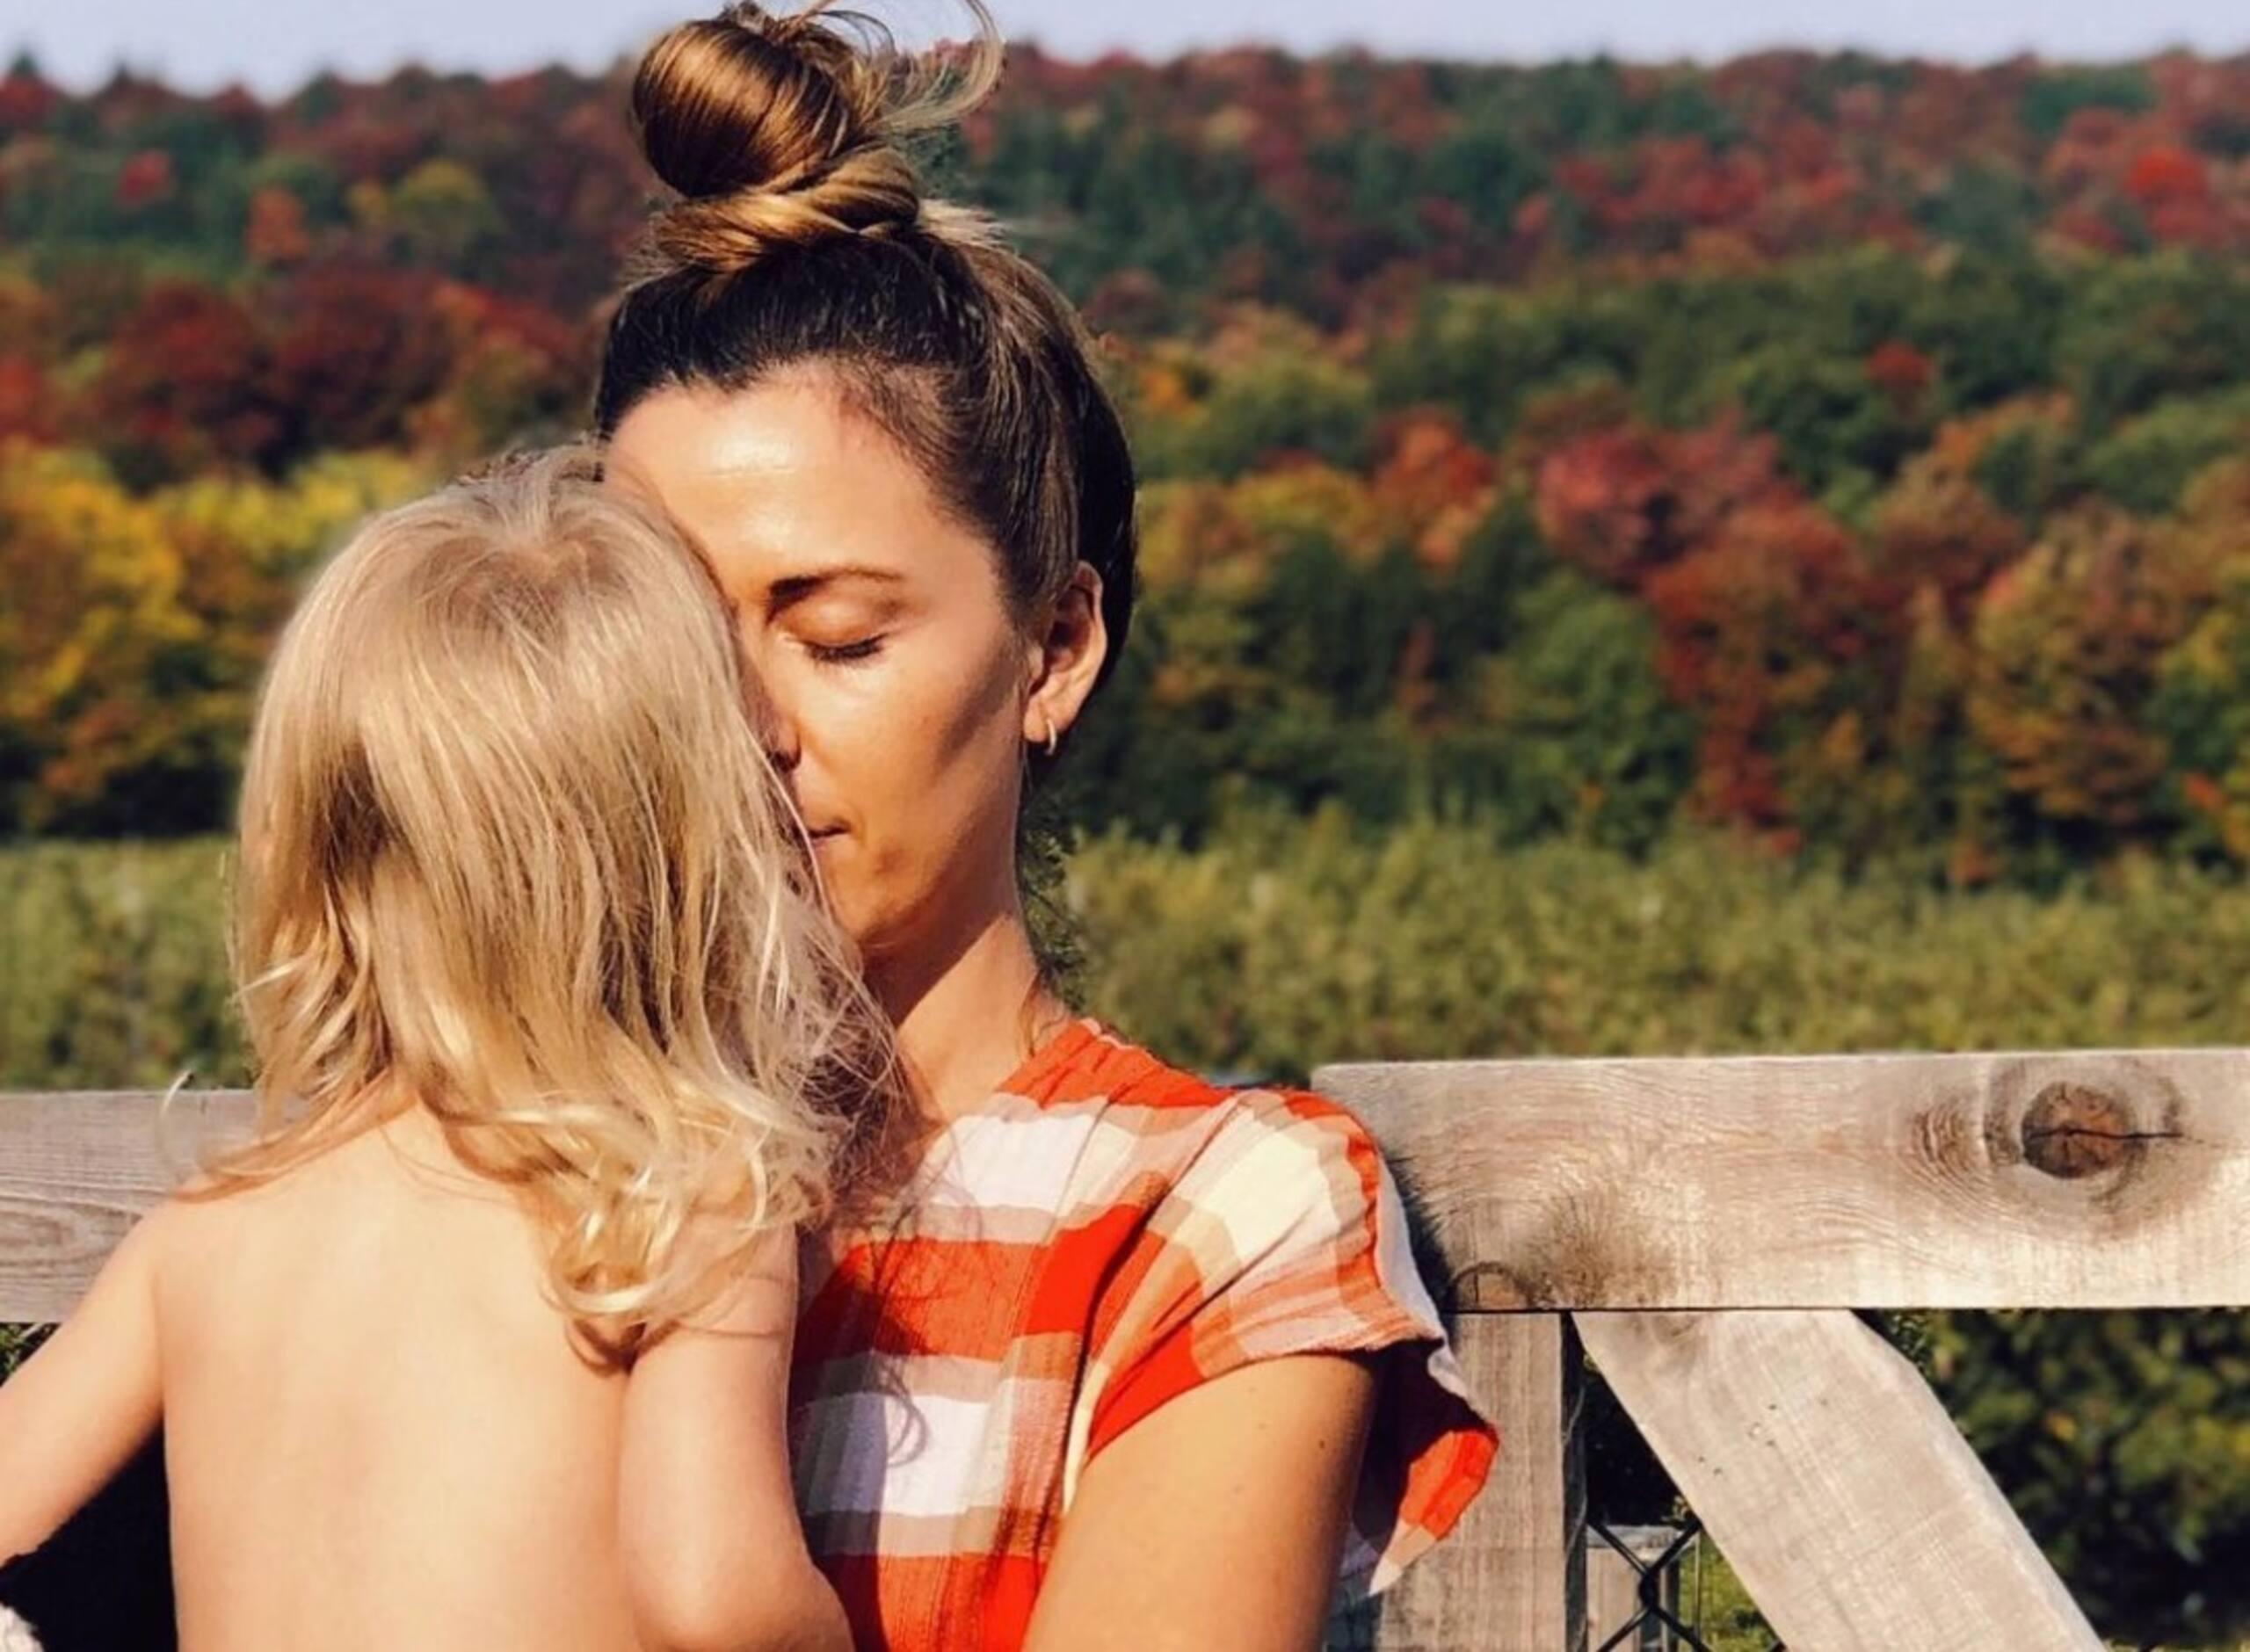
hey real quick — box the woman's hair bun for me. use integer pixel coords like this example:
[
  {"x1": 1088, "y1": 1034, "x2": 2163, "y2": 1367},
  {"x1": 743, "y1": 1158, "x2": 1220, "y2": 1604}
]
[{"x1": 630, "y1": 0, "x2": 1001, "y2": 277}]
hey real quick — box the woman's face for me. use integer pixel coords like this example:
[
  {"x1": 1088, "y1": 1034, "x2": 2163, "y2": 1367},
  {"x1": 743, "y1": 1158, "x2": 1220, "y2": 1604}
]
[{"x1": 606, "y1": 373, "x2": 1075, "y2": 970}]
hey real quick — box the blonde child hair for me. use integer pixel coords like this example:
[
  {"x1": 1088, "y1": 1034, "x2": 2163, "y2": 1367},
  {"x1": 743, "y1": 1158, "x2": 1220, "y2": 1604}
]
[{"x1": 174, "y1": 444, "x2": 888, "y2": 1365}]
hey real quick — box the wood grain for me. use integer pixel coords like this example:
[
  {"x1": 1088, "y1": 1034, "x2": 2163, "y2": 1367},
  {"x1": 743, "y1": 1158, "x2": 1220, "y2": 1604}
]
[
  {"x1": 1585, "y1": 1546, "x2": 1641, "y2": 1652},
  {"x1": 1577, "y1": 1308, "x2": 2101, "y2": 1652},
  {"x1": 1365, "y1": 1314, "x2": 1586, "y2": 1651},
  {"x1": 0, "y1": 1090, "x2": 253, "y2": 1322},
  {"x1": 1318, "y1": 1047, "x2": 2250, "y2": 1310}
]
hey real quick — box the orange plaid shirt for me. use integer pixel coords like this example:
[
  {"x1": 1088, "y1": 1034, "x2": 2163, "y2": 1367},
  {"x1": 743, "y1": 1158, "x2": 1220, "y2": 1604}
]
[{"x1": 788, "y1": 1018, "x2": 1498, "y2": 1649}]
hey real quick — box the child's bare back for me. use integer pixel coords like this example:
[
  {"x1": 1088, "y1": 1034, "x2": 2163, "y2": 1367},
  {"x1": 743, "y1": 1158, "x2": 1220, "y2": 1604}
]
[{"x1": 155, "y1": 1105, "x2": 641, "y2": 1650}]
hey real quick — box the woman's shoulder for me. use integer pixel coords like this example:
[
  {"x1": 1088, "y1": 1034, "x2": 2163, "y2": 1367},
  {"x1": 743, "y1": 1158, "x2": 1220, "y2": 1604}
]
[
  {"x1": 1026, "y1": 1021, "x2": 1376, "y2": 1161},
  {"x1": 1024, "y1": 1018, "x2": 1362, "y2": 1123},
  {"x1": 1012, "y1": 1020, "x2": 1393, "y2": 1229}
]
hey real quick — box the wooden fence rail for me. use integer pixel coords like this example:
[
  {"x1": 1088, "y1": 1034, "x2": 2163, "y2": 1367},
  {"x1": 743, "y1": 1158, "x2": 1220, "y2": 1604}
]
[
  {"x1": 1317, "y1": 1047, "x2": 2248, "y2": 1651},
  {"x1": 8, "y1": 1047, "x2": 2246, "y2": 1648}
]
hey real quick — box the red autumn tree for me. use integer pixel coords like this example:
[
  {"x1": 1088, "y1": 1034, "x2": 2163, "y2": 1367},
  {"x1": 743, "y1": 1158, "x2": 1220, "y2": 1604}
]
[
  {"x1": 1370, "y1": 410, "x2": 1498, "y2": 570},
  {"x1": 1644, "y1": 499, "x2": 1884, "y2": 830},
  {"x1": 1533, "y1": 415, "x2": 1794, "y2": 590},
  {"x1": 0, "y1": 358, "x2": 54, "y2": 444},
  {"x1": 1863, "y1": 339, "x2": 1937, "y2": 414},
  {"x1": 114, "y1": 149, "x2": 177, "y2": 209},
  {"x1": 2124, "y1": 144, "x2": 2210, "y2": 210},
  {"x1": 85, "y1": 281, "x2": 281, "y2": 479},
  {"x1": 263, "y1": 263, "x2": 454, "y2": 460}
]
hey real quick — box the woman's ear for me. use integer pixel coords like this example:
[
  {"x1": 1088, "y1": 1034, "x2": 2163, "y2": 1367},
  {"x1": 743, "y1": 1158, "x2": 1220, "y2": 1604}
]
[{"x1": 1023, "y1": 562, "x2": 1107, "y2": 751}]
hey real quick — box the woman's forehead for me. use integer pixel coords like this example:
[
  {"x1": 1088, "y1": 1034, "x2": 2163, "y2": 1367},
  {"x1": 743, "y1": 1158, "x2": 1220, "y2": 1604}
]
[
  {"x1": 611, "y1": 379, "x2": 910, "y2": 503},
  {"x1": 606, "y1": 380, "x2": 986, "y2": 597}
]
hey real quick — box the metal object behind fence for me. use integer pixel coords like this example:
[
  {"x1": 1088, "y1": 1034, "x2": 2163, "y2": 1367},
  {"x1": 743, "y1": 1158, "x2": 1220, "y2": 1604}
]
[{"x1": 1586, "y1": 1516, "x2": 1786, "y2": 1652}]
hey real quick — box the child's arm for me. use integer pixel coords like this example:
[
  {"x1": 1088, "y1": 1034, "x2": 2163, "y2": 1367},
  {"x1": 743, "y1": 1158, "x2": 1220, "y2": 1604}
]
[
  {"x1": 0, "y1": 1208, "x2": 166, "y2": 1563},
  {"x1": 618, "y1": 1227, "x2": 851, "y2": 1652}
]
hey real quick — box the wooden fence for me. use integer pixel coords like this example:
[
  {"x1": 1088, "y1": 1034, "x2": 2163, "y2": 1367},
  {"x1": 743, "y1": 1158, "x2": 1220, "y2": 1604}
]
[
  {"x1": 7, "y1": 1047, "x2": 2245, "y2": 1648},
  {"x1": 1314, "y1": 1047, "x2": 2244, "y2": 1651}
]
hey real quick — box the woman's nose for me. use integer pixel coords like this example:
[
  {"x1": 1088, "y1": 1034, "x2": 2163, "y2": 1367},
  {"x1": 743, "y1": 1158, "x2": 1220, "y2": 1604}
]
[{"x1": 752, "y1": 692, "x2": 802, "y2": 773}]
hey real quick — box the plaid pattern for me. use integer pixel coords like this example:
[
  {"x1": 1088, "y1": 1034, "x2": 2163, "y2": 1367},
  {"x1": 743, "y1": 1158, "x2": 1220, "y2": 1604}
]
[{"x1": 788, "y1": 1018, "x2": 1498, "y2": 1649}]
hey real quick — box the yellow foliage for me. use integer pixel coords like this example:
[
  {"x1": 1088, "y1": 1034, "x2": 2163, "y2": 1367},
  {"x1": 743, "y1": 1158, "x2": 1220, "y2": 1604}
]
[
  {"x1": 0, "y1": 443, "x2": 192, "y2": 819},
  {"x1": 155, "y1": 449, "x2": 430, "y2": 576},
  {"x1": 1137, "y1": 463, "x2": 1387, "y2": 598},
  {"x1": 1968, "y1": 505, "x2": 2214, "y2": 826},
  {"x1": 1230, "y1": 464, "x2": 1384, "y2": 562},
  {"x1": 1135, "y1": 361, "x2": 1197, "y2": 418},
  {"x1": 0, "y1": 444, "x2": 432, "y2": 828},
  {"x1": 388, "y1": 159, "x2": 504, "y2": 264},
  {"x1": 345, "y1": 178, "x2": 389, "y2": 232}
]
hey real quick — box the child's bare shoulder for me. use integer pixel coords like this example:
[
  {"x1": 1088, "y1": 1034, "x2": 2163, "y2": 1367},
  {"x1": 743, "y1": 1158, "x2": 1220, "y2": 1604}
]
[
  {"x1": 149, "y1": 1118, "x2": 440, "y2": 1288},
  {"x1": 132, "y1": 1154, "x2": 312, "y2": 1310}
]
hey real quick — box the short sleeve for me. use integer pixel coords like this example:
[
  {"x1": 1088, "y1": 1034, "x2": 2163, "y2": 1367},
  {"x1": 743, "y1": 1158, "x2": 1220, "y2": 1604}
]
[{"x1": 1069, "y1": 1089, "x2": 1498, "y2": 1609}]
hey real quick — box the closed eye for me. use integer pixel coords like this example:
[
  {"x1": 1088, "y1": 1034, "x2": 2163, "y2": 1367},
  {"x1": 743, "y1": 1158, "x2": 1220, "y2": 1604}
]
[{"x1": 805, "y1": 636, "x2": 886, "y2": 665}]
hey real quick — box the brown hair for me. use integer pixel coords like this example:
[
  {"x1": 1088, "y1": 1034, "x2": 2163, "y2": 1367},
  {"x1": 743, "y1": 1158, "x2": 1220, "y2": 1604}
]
[{"x1": 593, "y1": 1, "x2": 1138, "y2": 751}]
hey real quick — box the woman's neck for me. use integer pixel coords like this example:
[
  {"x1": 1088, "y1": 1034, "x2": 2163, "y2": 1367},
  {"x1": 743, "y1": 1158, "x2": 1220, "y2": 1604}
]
[{"x1": 869, "y1": 904, "x2": 1071, "y2": 1124}]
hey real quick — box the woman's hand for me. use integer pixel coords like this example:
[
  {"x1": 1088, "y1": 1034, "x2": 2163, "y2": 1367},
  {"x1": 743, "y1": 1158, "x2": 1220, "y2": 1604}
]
[
  {"x1": 618, "y1": 1226, "x2": 851, "y2": 1652},
  {"x1": 1022, "y1": 1351, "x2": 1381, "y2": 1652}
]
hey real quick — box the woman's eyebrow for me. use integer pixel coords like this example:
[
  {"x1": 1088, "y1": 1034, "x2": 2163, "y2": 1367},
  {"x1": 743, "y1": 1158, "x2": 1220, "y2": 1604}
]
[{"x1": 765, "y1": 566, "x2": 908, "y2": 614}]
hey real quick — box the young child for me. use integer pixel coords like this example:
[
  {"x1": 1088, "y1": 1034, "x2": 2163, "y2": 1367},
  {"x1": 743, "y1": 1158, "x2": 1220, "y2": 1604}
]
[{"x1": 0, "y1": 447, "x2": 889, "y2": 1651}]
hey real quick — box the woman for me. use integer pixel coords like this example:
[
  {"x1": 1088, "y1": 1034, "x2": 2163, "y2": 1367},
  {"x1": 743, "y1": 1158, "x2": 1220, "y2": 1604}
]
[{"x1": 594, "y1": 4, "x2": 1496, "y2": 1648}]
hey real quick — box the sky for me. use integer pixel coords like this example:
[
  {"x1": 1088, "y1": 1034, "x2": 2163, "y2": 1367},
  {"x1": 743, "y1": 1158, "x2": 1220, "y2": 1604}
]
[{"x1": 8, "y1": 0, "x2": 2249, "y2": 94}]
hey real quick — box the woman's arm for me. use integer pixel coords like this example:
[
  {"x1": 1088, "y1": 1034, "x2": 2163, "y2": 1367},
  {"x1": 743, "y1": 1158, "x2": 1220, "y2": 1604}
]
[
  {"x1": 0, "y1": 1210, "x2": 167, "y2": 1563},
  {"x1": 617, "y1": 1228, "x2": 850, "y2": 1652},
  {"x1": 1023, "y1": 1351, "x2": 1381, "y2": 1652}
]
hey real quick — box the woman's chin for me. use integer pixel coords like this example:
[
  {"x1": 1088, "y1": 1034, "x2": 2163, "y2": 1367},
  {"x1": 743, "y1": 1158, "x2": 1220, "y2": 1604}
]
[{"x1": 817, "y1": 870, "x2": 888, "y2": 954}]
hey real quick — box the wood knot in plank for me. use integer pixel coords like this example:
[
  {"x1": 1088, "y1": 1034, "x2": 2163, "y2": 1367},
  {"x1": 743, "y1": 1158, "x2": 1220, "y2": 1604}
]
[
  {"x1": 1468, "y1": 1187, "x2": 1677, "y2": 1311},
  {"x1": 2020, "y1": 1081, "x2": 2144, "y2": 1179},
  {"x1": 1926, "y1": 1061, "x2": 2204, "y2": 1233}
]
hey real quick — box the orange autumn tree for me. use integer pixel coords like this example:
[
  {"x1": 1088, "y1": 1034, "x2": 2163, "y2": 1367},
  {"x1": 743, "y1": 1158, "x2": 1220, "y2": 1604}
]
[
  {"x1": 1968, "y1": 503, "x2": 2221, "y2": 844},
  {"x1": 1867, "y1": 418, "x2": 2029, "y2": 621}
]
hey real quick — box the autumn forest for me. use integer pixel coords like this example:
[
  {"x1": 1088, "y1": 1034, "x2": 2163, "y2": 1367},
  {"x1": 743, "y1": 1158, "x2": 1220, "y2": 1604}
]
[{"x1": 6, "y1": 48, "x2": 2250, "y2": 883}]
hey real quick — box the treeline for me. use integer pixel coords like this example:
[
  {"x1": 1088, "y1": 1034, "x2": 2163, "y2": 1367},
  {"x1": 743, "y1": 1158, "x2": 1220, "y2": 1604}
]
[
  {"x1": 12, "y1": 52, "x2": 2250, "y2": 877},
  {"x1": 9, "y1": 47, "x2": 2250, "y2": 319}
]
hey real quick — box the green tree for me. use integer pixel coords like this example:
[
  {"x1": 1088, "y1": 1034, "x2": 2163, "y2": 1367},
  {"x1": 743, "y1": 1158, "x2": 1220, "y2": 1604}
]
[
  {"x1": 1463, "y1": 569, "x2": 1695, "y2": 850},
  {"x1": 2059, "y1": 255, "x2": 2250, "y2": 433},
  {"x1": 385, "y1": 157, "x2": 505, "y2": 272},
  {"x1": 2080, "y1": 388, "x2": 2250, "y2": 517},
  {"x1": 2019, "y1": 64, "x2": 2154, "y2": 140}
]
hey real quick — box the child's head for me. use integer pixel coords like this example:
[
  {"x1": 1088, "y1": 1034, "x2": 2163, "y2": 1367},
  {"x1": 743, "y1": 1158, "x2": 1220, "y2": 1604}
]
[{"x1": 201, "y1": 445, "x2": 888, "y2": 1361}]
